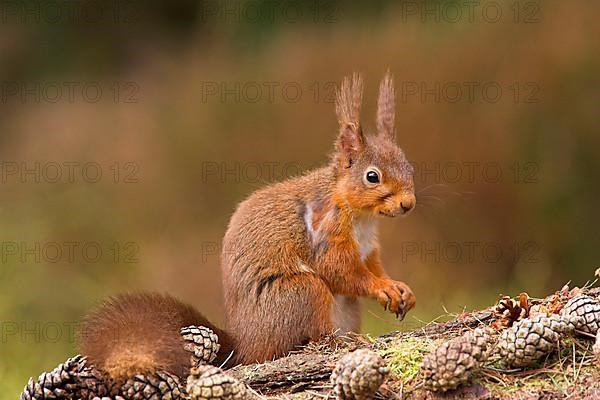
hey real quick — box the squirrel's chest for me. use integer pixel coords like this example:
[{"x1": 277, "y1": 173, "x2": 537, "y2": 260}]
[
  {"x1": 303, "y1": 203, "x2": 378, "y2": 261},
  {"x1": 352, "y1": 217, "x2": 379, "y2": 261}
]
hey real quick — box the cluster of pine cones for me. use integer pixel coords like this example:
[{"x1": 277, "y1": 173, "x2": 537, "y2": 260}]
[
  {"x1": 21, "y1": 326, "x2": 242, "y2": 400},
  {"x1": 421, "y1": 293, "x2": 600, "y2": 392},
  {"x1": 21, "y1": 292, "x2": 600, "y2": 399},
  {"x1": 20, "y1": 325, "x2": 390, "y2": 400}
]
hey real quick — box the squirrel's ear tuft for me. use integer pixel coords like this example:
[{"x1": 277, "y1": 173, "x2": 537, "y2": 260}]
[
  {"x1": 336, "y1": 73, "x2": 363, "y2": 129},
  {"x1": 335, "y1": 74, "x2": 364, "y2": 167},
  {"x1": 336, "y1": 122, "x2": 364, "y2": 167},
  {"x1": 376, "y1": 71, "x2": 396, "y2": 140}
]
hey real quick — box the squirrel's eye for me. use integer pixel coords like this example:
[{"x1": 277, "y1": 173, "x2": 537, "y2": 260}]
[{"x1": 365, "y1": 170, "x2": 380, "y2": 184}]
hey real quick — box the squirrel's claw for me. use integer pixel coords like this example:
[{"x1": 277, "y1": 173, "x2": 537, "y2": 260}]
[
  {"x1": 396, "y1": 309, "x2": 406, "y2": 321},
  {"x1": 373, "y1": 279, "x2": 416, "y2": 321}
]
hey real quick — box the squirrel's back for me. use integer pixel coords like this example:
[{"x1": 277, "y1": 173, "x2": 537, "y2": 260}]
[
  {"x1": 221, "y1": 167, "x2": 339, "y2": 363},
  {"x1": 221, "y1": 166, "x2": 335, "y2": 296},
  {"x1": 80, "y1": 293, "x2": 232, "y2": 381}
]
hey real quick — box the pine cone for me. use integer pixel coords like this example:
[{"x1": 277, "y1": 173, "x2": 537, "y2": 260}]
[
  {"x1": 421, "y1": 328, "x2": 492, "y2": 392},
  {"x1": 494, "y1": 294, "x2": 529, "y2": 323},
  {"x1": 498, "y1": 314, "x2": 581, "y2": 368},
  {"x1": 120, "y1": 370, "x2": 183, "y2": 400},
  {"x1": 561, "y1": 295, "x2": 600, "y2": 335},
  {"x1": 20, "y1": 355, "x2": 112, "y2": 400},
  {"x1": 180, "y1": 326, "x2": 221, "y2": 367},
  {"x1": 186, "y1": 365, "x2": 247, "y2": 400},
  {"x1": 75, "y1": 363, "x2": 115, "y2": 399},
  {"x1": 331, "y1": 349, "x2": 389, "y2": 400}
]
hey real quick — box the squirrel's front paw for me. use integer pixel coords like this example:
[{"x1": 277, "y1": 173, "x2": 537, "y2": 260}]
[{"x1": 372, "y1": 279, "x2": 416, "y2": 320}]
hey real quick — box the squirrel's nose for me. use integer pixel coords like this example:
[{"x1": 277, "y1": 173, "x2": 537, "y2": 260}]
[{"x1": 399, "y1": 195, "x2": 416, "y2": 214}]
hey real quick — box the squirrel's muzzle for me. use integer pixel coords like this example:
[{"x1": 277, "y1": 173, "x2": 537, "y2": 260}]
[
  {"x1": 399, "y1": 195, "x2": 416, "y2": 215},
  {"x1": 381, "y1": 193, "x2": 416, "y2": 217}
]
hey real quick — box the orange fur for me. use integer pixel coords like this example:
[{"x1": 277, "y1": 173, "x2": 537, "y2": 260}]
[{"x1": 80, "y1": 293, "x2": 233, "y2": 381}]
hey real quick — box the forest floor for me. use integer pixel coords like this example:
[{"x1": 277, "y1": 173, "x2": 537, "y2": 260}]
[{"x1": 229, "y1": 285, "x2": 600, "y2": 400}]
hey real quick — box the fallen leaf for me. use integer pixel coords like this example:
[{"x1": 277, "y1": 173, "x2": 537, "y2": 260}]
[
  {"x1": 529, "y1": 304, "x2": 549, "y2": 317},
  {"x1": 546, "y1": 293, "x2": 564, "y2": 314},
  {"x1": 519, "y1": 292, "x2": 531, "y2": 314}
]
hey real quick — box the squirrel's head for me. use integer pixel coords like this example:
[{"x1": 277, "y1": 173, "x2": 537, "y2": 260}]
[{"x1": 332, "y1": 72, "x2": 415, "y2": 218}]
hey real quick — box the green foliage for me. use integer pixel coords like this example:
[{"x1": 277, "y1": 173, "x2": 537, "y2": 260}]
[{"x1": 379, "y1": 337, "x2": 435, "y2": 385}]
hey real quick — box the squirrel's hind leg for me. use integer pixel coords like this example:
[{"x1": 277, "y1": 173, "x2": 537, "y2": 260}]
[
  {"x1": 332, "y1": 296, "x2": 361, "y2": 334},
  {"x1": 229, "y1": 274, "x2": 334, "y2": 364}
]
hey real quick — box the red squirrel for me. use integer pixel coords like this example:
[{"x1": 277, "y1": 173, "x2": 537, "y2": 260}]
[{"x1": 81, "y1": 73, "x2": 416, "y2": 382}]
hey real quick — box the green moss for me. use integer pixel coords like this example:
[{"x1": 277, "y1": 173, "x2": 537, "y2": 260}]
[
  {"x1": 363, "y1": 333, "x2": 376, "y2": 344},
  {"x1": 379, "y1": 337, "x2": 435, "y2": 384}
]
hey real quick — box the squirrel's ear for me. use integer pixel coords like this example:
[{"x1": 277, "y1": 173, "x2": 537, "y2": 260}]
[
  {"x1": 376, "y1": 71, "x2": 396, "y2": 140},
  {"x1": 335, "y1": 74, "x2": 364, "y2": 167}
]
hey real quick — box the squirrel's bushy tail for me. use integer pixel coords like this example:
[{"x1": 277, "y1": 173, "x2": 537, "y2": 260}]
[{"x1": 80, "y1": 292, "x2": 233, "y2": 382}]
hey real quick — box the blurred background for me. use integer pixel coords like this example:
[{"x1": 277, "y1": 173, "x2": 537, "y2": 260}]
[{"x1": 0, "y1": 0, "x2": 598, "y2": 397}]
